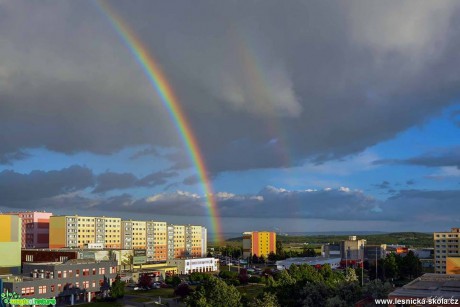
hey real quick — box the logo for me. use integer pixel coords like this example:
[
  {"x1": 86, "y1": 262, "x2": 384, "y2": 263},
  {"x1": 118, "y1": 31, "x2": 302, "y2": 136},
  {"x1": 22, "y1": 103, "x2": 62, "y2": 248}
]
[{"x1": 1, "y1": 290, "x2": 56, "y2": 306}]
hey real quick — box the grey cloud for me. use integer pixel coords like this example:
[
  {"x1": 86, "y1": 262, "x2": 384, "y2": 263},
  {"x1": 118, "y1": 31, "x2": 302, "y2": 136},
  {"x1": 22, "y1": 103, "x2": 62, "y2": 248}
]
[
  {"x1": 93, "y1": 170, "x2": 179, "y2": 193},
  {"x1": 130, "y1": 147, "x2": 160, "y2": 160},
  {"x1": 92, "y1": 172, "x2": 138, "y2": 193},
  {"x1": 1, "y1": 1, "x2": 460, "y2": 174},
  {"x1": 182, "y1": 175, "x2": 200, "y2": 186},
  {"x1": 374, "y1": 147, "x2": 460, "y2": 169},
  {"x1": 136, "y1": 171, "x2": 178, "y2": 187},
  {"x1": 373, "y1": 181, "x2": 391, "y2": 189},
  {"x1": 0, "y1": 165, "x2": 94, "y2": 204}
]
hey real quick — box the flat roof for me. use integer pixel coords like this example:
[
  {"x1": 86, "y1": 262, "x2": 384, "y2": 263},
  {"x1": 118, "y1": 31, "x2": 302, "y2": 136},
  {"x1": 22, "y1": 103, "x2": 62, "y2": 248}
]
[{"x1": 389, "y1": 273, "x2": 460, "y2": 299}]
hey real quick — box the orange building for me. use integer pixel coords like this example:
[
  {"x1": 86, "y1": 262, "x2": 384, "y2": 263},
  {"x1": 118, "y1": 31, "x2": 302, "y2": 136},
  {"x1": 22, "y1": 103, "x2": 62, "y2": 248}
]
[{"x1": 243, "y1": 231, "x2": 276, "y2": 258}]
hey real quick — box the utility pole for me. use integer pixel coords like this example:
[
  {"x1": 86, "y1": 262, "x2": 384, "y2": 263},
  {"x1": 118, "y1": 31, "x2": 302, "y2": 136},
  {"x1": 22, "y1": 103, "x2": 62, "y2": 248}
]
[{"x1": 375, "y1": 247, "x2": 378, "y2": 280}]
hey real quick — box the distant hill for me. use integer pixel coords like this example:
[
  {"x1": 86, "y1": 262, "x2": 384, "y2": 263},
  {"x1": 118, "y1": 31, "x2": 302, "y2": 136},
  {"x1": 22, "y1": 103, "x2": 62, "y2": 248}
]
[{"x1": 226, "y1": 232, "x2": 433, "y2": 248}]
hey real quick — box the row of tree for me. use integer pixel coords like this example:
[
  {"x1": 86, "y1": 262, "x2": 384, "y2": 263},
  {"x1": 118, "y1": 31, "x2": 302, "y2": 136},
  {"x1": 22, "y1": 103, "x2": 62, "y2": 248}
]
[
  {"x1": 367, "y1": 250, "x2": 423, "y2": 281},
  {"x1": 184, "y1": 263, "x2": 394, "y2": 307}
]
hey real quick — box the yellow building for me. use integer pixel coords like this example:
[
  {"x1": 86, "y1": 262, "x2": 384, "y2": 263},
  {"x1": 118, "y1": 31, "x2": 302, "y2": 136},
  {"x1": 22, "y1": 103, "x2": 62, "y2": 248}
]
[
  {"x1": 187, "y1": 225, "x2": 207, "y2": 258},
  {"x1": 49, "y1": 215, "x2": 121, "y2": 249},
  {"x1": 0, "y1": 214, "x2": 21, "y2": 274},
  {"x1": 243, "y1": 231, "x2": 276, "y2": 258}
]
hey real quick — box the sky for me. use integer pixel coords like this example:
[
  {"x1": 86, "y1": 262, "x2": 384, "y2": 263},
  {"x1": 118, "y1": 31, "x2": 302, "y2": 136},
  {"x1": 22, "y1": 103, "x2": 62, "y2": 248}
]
[{"x1": 1, "y1": 0, "x2": 460, "y2": 236}]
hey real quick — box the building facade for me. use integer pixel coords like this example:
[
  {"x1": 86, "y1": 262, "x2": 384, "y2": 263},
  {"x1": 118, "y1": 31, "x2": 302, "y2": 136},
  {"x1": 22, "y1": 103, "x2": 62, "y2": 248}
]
[
  {"x1": 2, "y1": 259, "x2": 117, "y2": 303},
  {"x1": 0, "y1": 215, "x2": 21, "y2": 274},
  {"x1": 49, "y1": 216, "x2": 121, "y2": 249},
  {"x1": 340, "y1": 236, "x2": 366, "y2": 261},
  {"x1": 3, "y1": 211, "x2": 52, "y2": 248},
  {"x1": 434, "y1": 228, "x2": 460, "y2": 274},
  {"x1": 49, "y1": 216, "x2": 207, "y2": 261},
  {"x1": 166, "y1": 258, "x2": 218, "y2": 275},
  {"x1": 242, "y1": 231, "x2": 276, "y2": 258}
]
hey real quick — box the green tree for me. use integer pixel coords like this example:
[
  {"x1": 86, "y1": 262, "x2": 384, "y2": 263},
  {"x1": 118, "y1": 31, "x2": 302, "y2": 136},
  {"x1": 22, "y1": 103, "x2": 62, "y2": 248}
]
[
  {"x1": 345, "y1": 268, "x2": 358, "y2": 282},
  {"x1": 384, "y1": 253, "x2": 398, "y2": 280},
  {"x1": 400, "y1": 251, "x2": 422, "y2": 280},
  {"x1": 325, "y1": 296, "x2": 347, "y2": 307},
  {"x1": 276, "y1": 241, "x2": 285, "y2": 259},
  {"x1": 185, "y1": 276, "x2": 242, "y2": 307},
  {"x1": 175, "y1": 283, "x2": 193, "y2": 299},
  {"x1": 110, "y1": 275, "x2": 125, "y2": 298},
  {"x1": 363, "y1": 279, "x2": 393, "y2": 300},
  {"x1": 248, "y1": 292, "x2": 279, "y2": 307},
  {"x1": 267, "y1": 252, "x2": 277, "y2": 262},
  {"x1": 252, "y1": 254, "x2": 259, "y2": 264}
]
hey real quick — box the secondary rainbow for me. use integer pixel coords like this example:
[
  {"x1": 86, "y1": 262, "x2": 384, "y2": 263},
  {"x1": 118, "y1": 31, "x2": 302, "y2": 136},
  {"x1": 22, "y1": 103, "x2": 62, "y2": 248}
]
[{"x1": 95, "y1": 0, "x2": 223, "y2": 243}]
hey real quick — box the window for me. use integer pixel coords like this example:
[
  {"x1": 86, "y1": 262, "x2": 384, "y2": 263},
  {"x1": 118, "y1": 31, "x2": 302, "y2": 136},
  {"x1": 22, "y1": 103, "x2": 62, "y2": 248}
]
[
  {"x1": 69, "y1": 270, "x2": 73, "y2": 277},
  {"x1": 83, "y1": 281, "x2": 89, "y2": 288},
  {"x1": 38, "y1": 286, "x2": 47, "y2": 294},
  {"x1": 58, "y1": 284, "x2": 62, "y2": 291},
  {"x1": 63, "y1": 271, "x2": 67, "y2": 278},
  {"x1": 93, "y1": 268, "x2": 96, "y2": 275},
  {"x1": 99, "y1": 267, "x2": 105, "y2": 275},
  {"x1": 51, "y1": 285, "x2": 55, "y2": 292},
  {"x1": 75, "y1": 282, "x2": 79, "y2": 288},
  {"x1": 76, "y1": 269, "x2": 80, "y2": 277}
]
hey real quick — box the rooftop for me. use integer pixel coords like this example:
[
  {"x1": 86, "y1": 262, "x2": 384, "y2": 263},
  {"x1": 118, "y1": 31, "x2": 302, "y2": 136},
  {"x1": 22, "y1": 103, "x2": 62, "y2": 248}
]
[{"x1": 389, "y1": 273, "x2": 460, "y2": 299}]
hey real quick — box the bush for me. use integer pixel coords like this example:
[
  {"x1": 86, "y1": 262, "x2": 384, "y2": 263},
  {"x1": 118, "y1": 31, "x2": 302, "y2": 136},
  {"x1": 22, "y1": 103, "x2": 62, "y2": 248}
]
[{"x1": 248, "y1": 276, "x2": 261, "y2": 283}]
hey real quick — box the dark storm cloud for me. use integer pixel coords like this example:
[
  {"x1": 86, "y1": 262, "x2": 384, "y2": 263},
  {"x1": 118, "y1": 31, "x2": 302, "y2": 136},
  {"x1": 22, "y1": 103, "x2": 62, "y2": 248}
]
[
  {"x1": 92, "y1": 172, "x2": 138, "y2": 193},
  {"x1": 375, "y1": 147, "x2": 460, "y2": 169},
  {"x1": 0, "y1": 166, "x2": 94, "y2": 203},
  {"x1": 1, "y1": 1, "x2": 460, "y2": 174},
  {"x1": 93, "y1": 170, "x2": 179, "y2": 193}
]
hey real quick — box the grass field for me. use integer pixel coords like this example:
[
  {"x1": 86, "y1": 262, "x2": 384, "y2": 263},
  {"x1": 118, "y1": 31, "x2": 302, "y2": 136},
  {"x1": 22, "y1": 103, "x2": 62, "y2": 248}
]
[
  {"x1": 125, "y1": 288, "x2": 176, "y2": 298},
  {"x1": 237, "y1": 284, "x2": 265, "y2": 300}
]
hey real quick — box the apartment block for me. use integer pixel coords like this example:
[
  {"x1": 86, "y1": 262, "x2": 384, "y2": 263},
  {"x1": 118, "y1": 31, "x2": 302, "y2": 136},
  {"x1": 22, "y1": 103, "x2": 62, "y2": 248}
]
[
  {"x1": 434, "y1": 227, "x2": 460, "y2": 274},
  {"x1": 147, "y1": 221, "x2": 167, "y2": 262},
  {"x1": 3, "y1": 211, "x2": 52, "y2": 248},
  {"x1": 243, "y1": 231, "x2": 276, "y2": 258},
  {"x1": 0, "y1": 214, "x2": 21, "y2": 274},
  {"x1": 49, "y1": 216, "x2": 121, "y2": 249}
]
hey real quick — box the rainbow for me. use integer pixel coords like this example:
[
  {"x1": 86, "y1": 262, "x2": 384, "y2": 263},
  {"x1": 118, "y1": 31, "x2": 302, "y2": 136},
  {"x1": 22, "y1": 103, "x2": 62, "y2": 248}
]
[{"x1": 95, "y1": 0, "x2": 223, "y2": 243}]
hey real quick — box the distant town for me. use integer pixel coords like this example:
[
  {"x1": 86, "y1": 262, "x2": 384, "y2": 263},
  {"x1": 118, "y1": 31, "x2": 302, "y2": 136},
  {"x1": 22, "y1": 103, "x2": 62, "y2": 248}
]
[{"x1": 1, "y1": 211, "x2": 459, "y2": 306}]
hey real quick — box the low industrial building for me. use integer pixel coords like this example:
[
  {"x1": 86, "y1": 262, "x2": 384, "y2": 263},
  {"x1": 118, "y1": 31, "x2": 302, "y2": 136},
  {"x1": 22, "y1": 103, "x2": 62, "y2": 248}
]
[
  {"x1": 276, "y1": 257, "x2": 341, "y2": 270},
  {"x1": 388, "y1": 273, "x2": 460, "y2": 306},
  {"x1": 22, "y1": 248, "x2": 143, "y2": 272},
  {"x1": 1, "y1": 259, "x2": 117, "y2": 304},
  {"x1": 322, "y1": 244, "x2": 340, "y2": 258},
  {"x1": 364, "y1": 244, "x2": 386, "y2": 263},
  {"x1": 166, "y1": 258, "x2": 218, "y2": 275}
]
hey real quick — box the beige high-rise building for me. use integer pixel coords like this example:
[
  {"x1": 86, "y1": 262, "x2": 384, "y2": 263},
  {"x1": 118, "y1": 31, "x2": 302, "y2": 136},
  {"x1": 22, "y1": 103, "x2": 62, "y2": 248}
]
[
  {"x1": 50, "y1": 215, "x2": 207, "y2": 261},
  {"x1": 434, "y1": 228, "x2": 460, "y2": 274},
  {"x1": 49, "y1": 215, "x2": 121, "y2": 249}
]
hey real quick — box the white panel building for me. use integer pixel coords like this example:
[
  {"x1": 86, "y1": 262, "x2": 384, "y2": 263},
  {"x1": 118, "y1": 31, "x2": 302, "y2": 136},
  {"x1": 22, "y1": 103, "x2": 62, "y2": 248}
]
[{"x1": 166, "y1": 258, "x2": 218, "y2": 275}]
